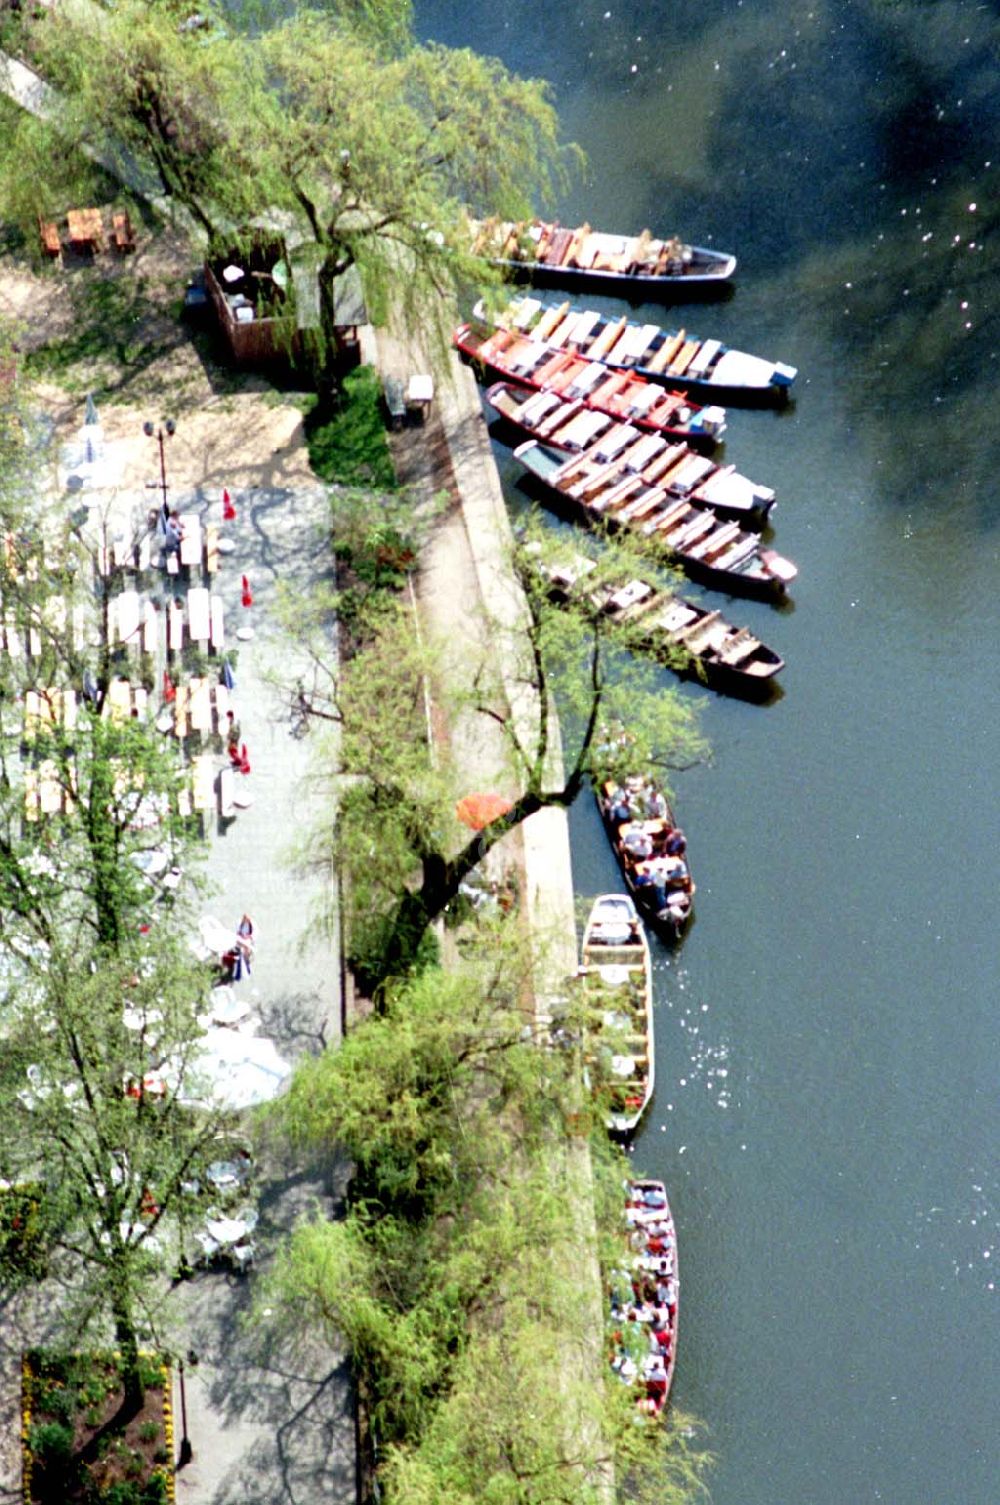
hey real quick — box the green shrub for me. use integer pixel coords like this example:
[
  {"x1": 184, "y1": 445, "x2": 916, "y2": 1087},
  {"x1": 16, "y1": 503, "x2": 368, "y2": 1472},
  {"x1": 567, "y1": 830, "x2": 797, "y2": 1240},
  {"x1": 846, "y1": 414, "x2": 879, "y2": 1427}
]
[
  {"x1": 138, "y1": 1421, "x2": 159, "y2": 1443},
  {"x1": 41, "y1": 1385, "x2": 76, "y2": 1425},
  {"x1": 142, "y1": 1472, "x2": 168, "y2": 1504},
  {"x1": 102, "y1": 1483, "x2": 143, "y2": 1505},
  {"x1": 305, "y1": 367, "x2": 396, "y2": 488},
  {"x1": 28, "y1": 1419, "x2": 73, "y2": 1465}
]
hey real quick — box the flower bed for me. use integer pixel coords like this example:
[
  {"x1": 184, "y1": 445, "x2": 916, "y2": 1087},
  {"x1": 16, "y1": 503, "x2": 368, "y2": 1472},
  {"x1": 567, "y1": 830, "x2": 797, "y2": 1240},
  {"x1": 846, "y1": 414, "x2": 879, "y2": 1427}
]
[{"x1": 21, "y1": 1349, "x2": 174, "y2": 1504}]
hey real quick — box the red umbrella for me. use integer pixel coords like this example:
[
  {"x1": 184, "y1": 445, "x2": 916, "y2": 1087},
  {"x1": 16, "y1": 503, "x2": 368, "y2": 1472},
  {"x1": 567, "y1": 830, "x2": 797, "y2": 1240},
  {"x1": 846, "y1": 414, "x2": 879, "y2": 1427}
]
[
  {"x1": 241, "y1": 574, "x2": 253, "y2": 608},
  {"x1": 455, "y1": 792, "x2": 513, "y2": 830},
  {"x1": 222, "y1": 488, "x2": 237, "y2": 521}
]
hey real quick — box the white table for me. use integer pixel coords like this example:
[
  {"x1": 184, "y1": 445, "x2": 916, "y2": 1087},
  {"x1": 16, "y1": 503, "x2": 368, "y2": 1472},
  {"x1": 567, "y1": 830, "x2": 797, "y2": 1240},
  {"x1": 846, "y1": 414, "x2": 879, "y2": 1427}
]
[
  {"x1": 205, "y1": 1215, "x2": 248, "y2": 1248},
  {"x1": 116, "y1": 590, "x2": 141, "y2": 646},
  {"x1": 187, "y1": 587, "x2": 211, "y2": 643},
  {"x1": 179, "y1": 514, "x2": 202, "y2": 568}
]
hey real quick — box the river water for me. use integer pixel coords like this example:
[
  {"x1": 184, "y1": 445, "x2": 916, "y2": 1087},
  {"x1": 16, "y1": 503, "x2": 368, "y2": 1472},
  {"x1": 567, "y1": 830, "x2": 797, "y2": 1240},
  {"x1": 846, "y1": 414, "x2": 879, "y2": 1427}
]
[{"x1": 419, "y1": 2, "x2": 999, "y2": 1500}]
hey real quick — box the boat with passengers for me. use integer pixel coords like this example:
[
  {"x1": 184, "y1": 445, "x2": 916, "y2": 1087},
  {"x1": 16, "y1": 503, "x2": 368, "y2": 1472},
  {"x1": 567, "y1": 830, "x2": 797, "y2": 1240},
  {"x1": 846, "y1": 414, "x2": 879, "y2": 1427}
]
[
  {"x1": 470, "y1": 217, "x2": 736, "y2": 291},
  {"x1": 609, "y1": 1178, "x2": 680, "y2": 1415}
]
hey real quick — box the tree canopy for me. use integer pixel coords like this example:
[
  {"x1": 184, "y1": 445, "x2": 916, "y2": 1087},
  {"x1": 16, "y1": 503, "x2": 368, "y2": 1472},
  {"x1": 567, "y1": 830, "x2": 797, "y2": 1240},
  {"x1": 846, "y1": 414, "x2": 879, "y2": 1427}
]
[
  {"x1": 1, "y1": 0, "x2": 579, "y2": 374},
  {"x1": 267, "y1": 942, "x2": 713, "y2": 1503},
  {"x1": 0, "y1": 366, "x2": 237, "y2": 1417},
  {"x1": 283, "y1": 501, "x2": 707, "y2": 996}
]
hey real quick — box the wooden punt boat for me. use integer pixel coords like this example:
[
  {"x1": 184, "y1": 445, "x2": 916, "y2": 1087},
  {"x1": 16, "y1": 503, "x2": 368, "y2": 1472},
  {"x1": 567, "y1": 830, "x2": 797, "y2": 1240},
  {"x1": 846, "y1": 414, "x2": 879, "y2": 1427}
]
[
  {"x1": 610, "y1": 1178, "x2": 679, "y2": 1414},
  {"x1": 455, "y1": 319, "x2": 727, "y2": 449},
  {"x1": 595, "y1": 776, "x2": 694, "y2": 941},
  {"x1": 531, "y1": 547, "x2": 785, "y2": 699},
  {"x1": 472, "y1": 294, "x2": 797, "y2": 400},
  {"x1": 513, "y1": 439, "x2": 797, "y2": 602},
  {"x1": 579, "y1": 894, "x2": 654, "y2": 1137},
  {"x1": 471, "y1": 218, "x2": 736, "y2": 290},
  {"x1": 486, "y1": 381, "x2": 774, "y2": 527}
]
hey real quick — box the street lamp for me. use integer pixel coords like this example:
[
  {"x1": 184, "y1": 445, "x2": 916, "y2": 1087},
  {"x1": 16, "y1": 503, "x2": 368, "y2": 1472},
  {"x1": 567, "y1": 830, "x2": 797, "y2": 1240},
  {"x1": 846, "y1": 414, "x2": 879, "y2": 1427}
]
[
  {"x1": 177, "y1": 1356, "x2": 193, "y2": 1466},
  {"x1": 143, "y1": 418, "x2": 176, "y2": 518}
]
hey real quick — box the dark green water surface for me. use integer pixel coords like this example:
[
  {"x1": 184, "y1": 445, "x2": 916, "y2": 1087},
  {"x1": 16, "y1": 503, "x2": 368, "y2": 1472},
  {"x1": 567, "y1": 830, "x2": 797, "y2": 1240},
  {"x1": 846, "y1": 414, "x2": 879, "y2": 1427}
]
[{"x1": 418, "y1": 2, "x2": 999, "y2": 1500}]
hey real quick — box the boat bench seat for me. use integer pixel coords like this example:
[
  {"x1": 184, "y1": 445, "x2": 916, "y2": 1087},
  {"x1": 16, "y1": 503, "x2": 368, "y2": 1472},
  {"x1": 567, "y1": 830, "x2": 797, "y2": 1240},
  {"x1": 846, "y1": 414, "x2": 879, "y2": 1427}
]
[{"x1": 717, "y1": 630, "x2": 761, "y2": 664}]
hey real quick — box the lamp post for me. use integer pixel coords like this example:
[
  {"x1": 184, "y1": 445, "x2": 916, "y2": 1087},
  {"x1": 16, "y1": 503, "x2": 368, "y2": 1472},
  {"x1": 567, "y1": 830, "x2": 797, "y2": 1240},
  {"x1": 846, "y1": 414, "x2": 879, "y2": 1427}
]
[
  {"x1": 177, "y1": 1357, "x2": 193, "y2": 1467},
  {"x1": 143, "y1": 418, "x2": 176, "y2": 518}
]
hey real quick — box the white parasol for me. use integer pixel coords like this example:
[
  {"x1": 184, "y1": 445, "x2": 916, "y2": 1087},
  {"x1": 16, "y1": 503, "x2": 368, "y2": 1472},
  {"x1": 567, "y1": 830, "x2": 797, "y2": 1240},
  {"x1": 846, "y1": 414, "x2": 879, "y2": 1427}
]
[{"x1": 175, "y1": 1028, "x2": 293, "y2": 1112}]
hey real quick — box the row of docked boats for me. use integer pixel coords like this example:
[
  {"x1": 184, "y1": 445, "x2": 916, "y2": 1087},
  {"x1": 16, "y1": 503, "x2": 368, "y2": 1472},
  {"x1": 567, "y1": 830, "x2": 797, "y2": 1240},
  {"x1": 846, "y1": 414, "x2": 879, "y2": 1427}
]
[
  {"x1": 466, "y1": 329, "x2": 728, "y2": 447},
  {"x1": 462, "y1": 292, "x2": 797, "y2": 401},
  {"x1": 514, "y1": 430, "x2": 795, "y2": 601},
  {"x1": 528, "y1": 545, "x2": 784, "y2": 698},
  {"x1": 471, "y1": 216, "x2": 737, "y2": 289},
  {"x1": 502, "y1": 212, "x2": 790, "y2": 1421},
  {"x1": 487, "y1": 380, "x2": 774, "y2": 526},
  {"x1": 609, "y1": 1179, "x2": 679, "y2": 1415},
  {"x1": 578, "y1": 906, "x2": 678, "y2": 1413}
]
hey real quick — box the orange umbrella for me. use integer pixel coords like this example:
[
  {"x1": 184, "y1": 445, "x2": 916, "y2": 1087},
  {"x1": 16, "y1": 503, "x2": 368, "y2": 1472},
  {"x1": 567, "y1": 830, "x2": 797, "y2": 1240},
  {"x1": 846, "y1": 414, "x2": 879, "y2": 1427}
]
[{"x1": 455, "y1": 792, "x2": 514, "y2": 830}]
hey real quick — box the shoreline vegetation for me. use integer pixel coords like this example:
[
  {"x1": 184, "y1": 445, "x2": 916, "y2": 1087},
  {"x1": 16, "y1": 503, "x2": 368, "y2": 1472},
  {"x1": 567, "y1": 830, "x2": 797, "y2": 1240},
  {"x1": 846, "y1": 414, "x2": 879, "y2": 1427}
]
[{"x1": 0, "y1": 0, "x2": 714, "y2": 1499}]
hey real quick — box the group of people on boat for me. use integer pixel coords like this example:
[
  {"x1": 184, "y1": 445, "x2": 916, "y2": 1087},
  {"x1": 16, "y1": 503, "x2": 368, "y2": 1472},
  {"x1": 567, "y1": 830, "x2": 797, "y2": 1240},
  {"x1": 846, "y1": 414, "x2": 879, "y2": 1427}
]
[
  {"x1": 478, "y1": 218, "x2": 694, "y2": 278},
  {"x1": 608, "y1": 1180, "x2": 678, "y2": 1415},
  {"x1": 605, "y1": 779, "x2": 694, "y2": 927}
]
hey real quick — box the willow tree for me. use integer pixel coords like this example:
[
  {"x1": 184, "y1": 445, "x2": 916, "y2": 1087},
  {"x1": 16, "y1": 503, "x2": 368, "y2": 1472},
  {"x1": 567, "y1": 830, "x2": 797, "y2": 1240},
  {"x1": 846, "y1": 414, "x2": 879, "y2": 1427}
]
[
  {"x1": 0, "y1": 370, "x2": 226, "y2": 1421},
  {"x1": 267, "y1": 947, "x2": 713, "y2": 1503},
  {"x1": 2, "y1": 0, "x2": 577, "y2": 375},
  {"x1": 287, "y1": 523, "x2": 707, "y2": 996}
]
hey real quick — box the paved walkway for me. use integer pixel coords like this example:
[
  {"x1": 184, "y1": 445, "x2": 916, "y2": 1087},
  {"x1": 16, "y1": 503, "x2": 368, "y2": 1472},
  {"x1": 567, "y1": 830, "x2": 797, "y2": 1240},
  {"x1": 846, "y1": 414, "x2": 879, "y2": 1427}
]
[{"x1": 162, "y1": 480, "x2": 355, "y2": 1505}]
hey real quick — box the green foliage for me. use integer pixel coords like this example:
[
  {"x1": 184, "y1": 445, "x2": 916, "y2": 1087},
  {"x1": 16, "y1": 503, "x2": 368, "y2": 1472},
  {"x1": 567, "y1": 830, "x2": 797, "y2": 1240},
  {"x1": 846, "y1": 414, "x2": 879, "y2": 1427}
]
[
  {"x1": 1, "y1": 2, "x2": 579, "y2": 375},
  {"x1": 28, "y1": 1419, "x2": 74, "y2": 1466},
  {"x1": 266, "y1": 948, "x2": 712, "y2": 1500},
  {"x1": 305, "y1": 367, "x2": 396, "y2": 488},
  {"x1": 0, "y1": 1182, "x2": 48, "y2": 1282}
]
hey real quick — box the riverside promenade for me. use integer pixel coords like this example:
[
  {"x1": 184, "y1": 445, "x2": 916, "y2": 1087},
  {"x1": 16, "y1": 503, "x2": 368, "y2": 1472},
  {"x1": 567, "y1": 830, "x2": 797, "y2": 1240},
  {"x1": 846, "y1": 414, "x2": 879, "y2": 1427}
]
[{"x1": 373, "y1": 325, "x2": 613, "y2": 1497}]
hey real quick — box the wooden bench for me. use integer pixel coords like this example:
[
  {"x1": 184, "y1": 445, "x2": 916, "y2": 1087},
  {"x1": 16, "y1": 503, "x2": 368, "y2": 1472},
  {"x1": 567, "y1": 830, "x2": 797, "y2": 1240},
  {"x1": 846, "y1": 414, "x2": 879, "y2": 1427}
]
[
  {"x1": 645, "y1": 330, "x2": 685, "y2": 375},
  {"x1": 38, "y1": 216, "x2": 61, "y2": 260},
  {"x1": 205, "y1": 524, "x2": 220, "y2": 575},
  {"x1": 668, "y1": 341, "x2": 700, "y2": 377},
  {"x1": 586, "y1": 316, "x2": 627, "y2": 361},
  {"x1": 112, "y1": 211, "x2": 136, "y2": 253}
]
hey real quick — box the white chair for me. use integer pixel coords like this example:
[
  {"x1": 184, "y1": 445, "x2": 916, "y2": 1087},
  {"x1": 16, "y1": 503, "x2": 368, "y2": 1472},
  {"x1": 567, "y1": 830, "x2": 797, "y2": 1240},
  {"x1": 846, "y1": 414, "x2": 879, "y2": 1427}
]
[
  {"x1": 230, "y1": 1242, "x2": 254, "y2": 1273},
  {"x1": 194, "y1": 1231, "x2": 220, "y2": 1266}
]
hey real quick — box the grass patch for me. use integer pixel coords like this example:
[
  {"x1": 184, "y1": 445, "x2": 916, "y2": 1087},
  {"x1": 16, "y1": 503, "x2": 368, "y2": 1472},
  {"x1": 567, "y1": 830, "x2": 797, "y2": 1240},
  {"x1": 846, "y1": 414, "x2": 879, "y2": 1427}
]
[
  {"x1": 305, "y1": 366, "x2": 396, "y2": 488},
  {"x1": 21, "y1": 274, "x2": 175, "y2": 400}
]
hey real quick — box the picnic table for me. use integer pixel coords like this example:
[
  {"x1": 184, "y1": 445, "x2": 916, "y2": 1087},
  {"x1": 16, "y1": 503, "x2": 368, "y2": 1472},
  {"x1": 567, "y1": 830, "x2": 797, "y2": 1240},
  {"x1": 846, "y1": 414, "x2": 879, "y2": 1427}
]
[
  {"x1": 179, "y1": 513, "x2": 202, "y2": 569},
  {"x1": 186, "y1": 587, "x2": 211, "y2": 643},
  {"x1": 66, "y1": 207, "x2": 103, "y2": 252}
]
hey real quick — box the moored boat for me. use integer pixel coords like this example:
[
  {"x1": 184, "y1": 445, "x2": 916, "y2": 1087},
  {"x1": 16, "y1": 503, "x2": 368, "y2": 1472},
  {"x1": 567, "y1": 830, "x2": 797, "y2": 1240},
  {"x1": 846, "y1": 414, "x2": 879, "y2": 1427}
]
[
  {"x1": 579, "y1": 894, "x2": 654, "y2": 1137},
  {"x1": 455, "y1": 319, "x2": 727, "y2": 448},
  {"x1": 529, "y1": 547, "x2": 785, "y2": 699},
  {"x1": 514, "y1": 438, "x2": 797, "y2": 602},
  {"x1": 486, "y1": 381, "x2": 774, "y2": 527},
  {"x1": 472, "y1": 294, "x2": 797, "y2": 400},
  {"x1": 609, "y1": 1178, "x2": 679, "y2": 1415},
  {"x1": 471, "y1": 218, "x2": 736, "y2": 290},
  {"x1": 596, "y1": 776, "x2": 694, "y2": 940}
]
